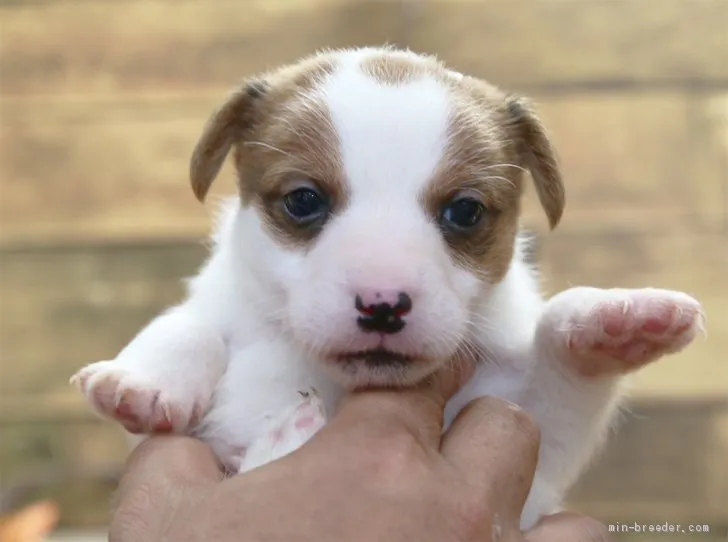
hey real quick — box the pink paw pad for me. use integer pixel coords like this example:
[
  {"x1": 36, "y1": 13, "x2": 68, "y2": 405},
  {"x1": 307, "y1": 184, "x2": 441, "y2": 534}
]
[
  {"x1": 238, "y1": 390, "x2": 328, "y2": 474},
  {"x1": 270, "y1": 396, "x2": 326, "y2": 442},
  {"x1": 70, "y1": 362, "x2": 198, "y2": 435},
  {"x1": 563, "y1": 290, "x2": 704, "y2": 377},
  {"x1": 294, "y1": 414, "x2": 318, "y2": 431}
]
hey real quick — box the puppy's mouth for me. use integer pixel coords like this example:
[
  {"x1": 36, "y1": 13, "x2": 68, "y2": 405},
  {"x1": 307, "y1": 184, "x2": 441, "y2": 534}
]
[
  {"x1": 324, "y1": 347, "x2": 441, "y2": 388},
  {"x1": 336, "y1": 347, "x2": 413, "y2": 367}
]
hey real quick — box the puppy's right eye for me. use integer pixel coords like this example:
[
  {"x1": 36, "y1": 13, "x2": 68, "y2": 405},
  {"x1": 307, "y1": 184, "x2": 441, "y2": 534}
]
[
  {"x1": 282, "y1": 187, "x2": 329, "y2": 224},
  {"x1": 440, "y1": 197, "x2": 486, "y2": 232}
]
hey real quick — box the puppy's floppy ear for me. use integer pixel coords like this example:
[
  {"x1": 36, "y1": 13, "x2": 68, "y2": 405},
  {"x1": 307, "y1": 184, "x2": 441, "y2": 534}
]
[
  {"x1": 505, "y1": 95, "x2": 565, "y2": 229},
  {"x1": 190, "y1": 79, "x2": 267, "y2": 202}
]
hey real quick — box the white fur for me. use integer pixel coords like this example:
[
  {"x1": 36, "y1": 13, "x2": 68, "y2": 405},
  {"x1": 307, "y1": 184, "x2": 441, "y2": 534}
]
[{"x1": 72, "y1": 48, "x2": 704, "y2": 530}]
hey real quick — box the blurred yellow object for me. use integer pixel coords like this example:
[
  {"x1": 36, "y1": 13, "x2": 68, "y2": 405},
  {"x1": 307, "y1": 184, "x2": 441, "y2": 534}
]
[{"x1": 0, "y1": 500, "x2": 59, "y2": 542}]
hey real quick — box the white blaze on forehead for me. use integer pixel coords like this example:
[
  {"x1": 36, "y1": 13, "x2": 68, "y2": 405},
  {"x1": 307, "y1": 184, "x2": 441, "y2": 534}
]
[{"x1": 317, "y1": 51, "x2": 452, "y2": 200}]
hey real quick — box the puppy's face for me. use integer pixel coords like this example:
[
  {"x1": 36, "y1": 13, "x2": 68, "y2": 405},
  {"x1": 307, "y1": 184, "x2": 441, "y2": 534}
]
[{"x1": 191, "y1": 48, "x2": 564, "y2": 388}]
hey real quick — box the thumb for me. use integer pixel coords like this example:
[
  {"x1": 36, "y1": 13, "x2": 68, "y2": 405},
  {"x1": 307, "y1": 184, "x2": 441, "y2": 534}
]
[
  {"x1": 325, "y1": 349, "x2": 476, "y2": 451},
  {"x1": 117, "y1": 435, "x2": 223, "y2": 499},
  {"x1": 111, "y1": 436, "x2": 221, "y2": 542}
]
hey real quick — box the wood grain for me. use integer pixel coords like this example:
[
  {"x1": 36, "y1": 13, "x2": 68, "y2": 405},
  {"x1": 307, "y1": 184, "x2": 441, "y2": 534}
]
[
  {"x1": 0, "y1": 419, "x2": 128, "y2": 527},
  {"x1": 0, "y1": 0, "x2": 405, "y2": 96},
  {"x1": 2, "y1": 91, "x2": 726, "y2": 243},
  {"x1": 567, "y1": 398, "x2": 728, "y2": 526},
  {"x1": 0, "y1": 242, "x2": 205, "y2": 395},
  {"x1": 409, "y1": 0, "x2": 728, "y2": 91},
  {"x1": 521, "y1": 92, "x2": 727, "y2": 233},
  {"x1": 2, "y1": 0, "x2": 727, "y2": 96},
  {"x1": 0, "y1": 95, "x2": 219, "y2": 244}
]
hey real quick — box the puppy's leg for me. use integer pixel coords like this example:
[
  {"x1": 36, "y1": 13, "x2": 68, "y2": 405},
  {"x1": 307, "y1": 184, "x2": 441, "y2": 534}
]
[
  {"x1": 192, "y1": 338, "x2": 339, "y2": 474},
  {"x1": 518, "y1": 286, "x2": 704, "y2": 529},
  {"x1": 541, "y1": 287, "x2": 705, "y2": 377},
  {"x1": 70, "y1": 305, "x2": 227, "y2": 434}
]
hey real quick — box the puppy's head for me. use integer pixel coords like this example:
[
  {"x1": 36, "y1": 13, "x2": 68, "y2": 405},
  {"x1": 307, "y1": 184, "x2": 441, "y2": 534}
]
[{"x1": 191, "y1": 47, "x2": 564, "y2": 387}]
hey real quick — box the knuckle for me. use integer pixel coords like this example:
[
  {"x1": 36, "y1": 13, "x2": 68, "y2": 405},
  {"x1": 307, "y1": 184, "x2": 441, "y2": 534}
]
[
  {"x1": 503, "y1": 401, "x2": 539, "y2": 436},
  {"x1": 475, "y1": 397, "x2": 540, "y2": 441},
  {"x1": 447, "y1": 493, "x2": 494, "y2": 542},
  {"x1": 366, "y1": 431, "x2": 430, "y2": 481},
  {"x1": 110, "y1": 482, "x2": 158, "y2": 541}
]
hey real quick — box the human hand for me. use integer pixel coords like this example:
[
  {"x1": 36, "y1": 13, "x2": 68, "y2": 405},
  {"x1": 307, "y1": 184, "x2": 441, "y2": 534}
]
[{"x1": 110, "y1": 366, "x2": 611, "y2": 541}]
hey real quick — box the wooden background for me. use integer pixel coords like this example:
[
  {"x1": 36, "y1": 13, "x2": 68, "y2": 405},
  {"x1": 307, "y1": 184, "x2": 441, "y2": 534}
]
[{"x1": 1, "y1": 1, "x2": 727, "y2": 540}]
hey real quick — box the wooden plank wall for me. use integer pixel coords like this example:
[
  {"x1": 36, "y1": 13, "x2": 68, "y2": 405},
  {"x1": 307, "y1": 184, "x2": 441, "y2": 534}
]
[{"x1": 1, "y1": 0, "x2": 727, "y2": 536}]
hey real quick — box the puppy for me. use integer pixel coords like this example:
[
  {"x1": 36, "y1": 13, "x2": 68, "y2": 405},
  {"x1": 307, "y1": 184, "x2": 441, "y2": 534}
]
[{"x1": 71, "y1": 47, "x2": 705, "y2": 529}]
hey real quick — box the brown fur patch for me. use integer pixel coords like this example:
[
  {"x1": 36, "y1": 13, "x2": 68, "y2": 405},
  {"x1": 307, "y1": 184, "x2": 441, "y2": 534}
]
[
  {"x1": 236, "y1": 55, "x2": 344, "y2": 249},
  {"x1": 190, "y1": 52, "x2": 346, "y2": 249},
  {"x1": 504, "y1": 95, "x2": 565, "y2": 229},
  {"x1": 422, "y1": 80, "x2": 523, "y2": 282},
  {"x1": 360, "y1": 51, "x2": 442, "y2": 85},
  {"x1": 422, "y1": 75, "x2": 563, "y2": 282},
  {"x1": 189, "y1": 80, "x2": 269, "y2": 201}
]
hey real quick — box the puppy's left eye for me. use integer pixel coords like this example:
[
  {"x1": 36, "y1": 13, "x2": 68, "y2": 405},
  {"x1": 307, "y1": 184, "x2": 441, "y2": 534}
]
[
  {"x1": 282, "y1": 187, "x2": 329, "y2": 224},
  {"x1": 440, "y1": 197, "x2": 486, "y2": 231}
]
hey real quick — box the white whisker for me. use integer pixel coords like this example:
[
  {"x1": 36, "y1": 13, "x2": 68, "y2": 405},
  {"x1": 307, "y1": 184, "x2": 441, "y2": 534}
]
[
  {"x1": 243, "y1": 140, "x2": 293, "y2": 158},
  {"x1": 483, "y1": 163, "x2": 527, "y2": 174}
]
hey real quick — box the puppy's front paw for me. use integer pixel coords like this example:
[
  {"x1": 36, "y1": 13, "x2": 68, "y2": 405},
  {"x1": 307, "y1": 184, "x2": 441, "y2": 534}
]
[
  {"x1": 540, "y1": 287, "x2": 705, "y2": 377},
  {"x1": 71, "y1": 361, "x2": 205, "y2": 434},
  {"x1": 238, "y1": 389, "x2": 327, "y2": 474}
]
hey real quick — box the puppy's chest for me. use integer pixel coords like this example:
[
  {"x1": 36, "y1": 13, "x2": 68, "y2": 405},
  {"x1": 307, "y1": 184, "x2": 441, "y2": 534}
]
[{"x1": 212, "y1": 336, "x2": 343, "y2": 416}]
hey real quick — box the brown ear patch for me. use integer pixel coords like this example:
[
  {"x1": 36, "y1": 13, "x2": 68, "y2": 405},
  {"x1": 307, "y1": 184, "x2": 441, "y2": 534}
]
[
  {"x1": 505, "y1": 95, "x2": 565, "y2": 229},
  {"x1": 245, "y1": 80, "x2": 268, "y2": 99},
  {"x1": 229, "y1": 54, "x2": 346, "y2": 250},
  {"x1": 235, "y1": 93, "x2": 346, "y2": 251},
  {"x1": 189, "y1": 79, "x2": 268, "y2": 202},
  {"x1": 189, "y1": 52, "x2": 338, "y2": 214}
]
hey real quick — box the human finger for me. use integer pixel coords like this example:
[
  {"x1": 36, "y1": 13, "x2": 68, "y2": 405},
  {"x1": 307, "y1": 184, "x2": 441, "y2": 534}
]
[
  {"x1": 525, "y1": 512, "x2": 614, "y2": 542},
  {"x1": 324, "y1": 352, "x2": 476, "y2": 451},
  {"x1": 440, "y1": 396, "x2": 540, "y2": 518},
  {"x1": 116, "y1": 435, "x2": 222, "y2": 501}
]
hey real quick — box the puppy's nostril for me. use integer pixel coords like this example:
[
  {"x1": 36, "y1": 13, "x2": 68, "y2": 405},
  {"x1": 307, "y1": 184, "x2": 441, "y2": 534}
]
[
  {"x1": 394, "y1": 292, "x2": 412, "y2": 316},
  {"x1": 354, "y1": 294, "x2": 374, "y2": 316}
]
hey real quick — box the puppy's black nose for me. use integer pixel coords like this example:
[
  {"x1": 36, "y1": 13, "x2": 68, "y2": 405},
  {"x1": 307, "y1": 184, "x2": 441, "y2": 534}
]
[{"x1": 355, "y1": 292, "x2": 412, "y2": 334}]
